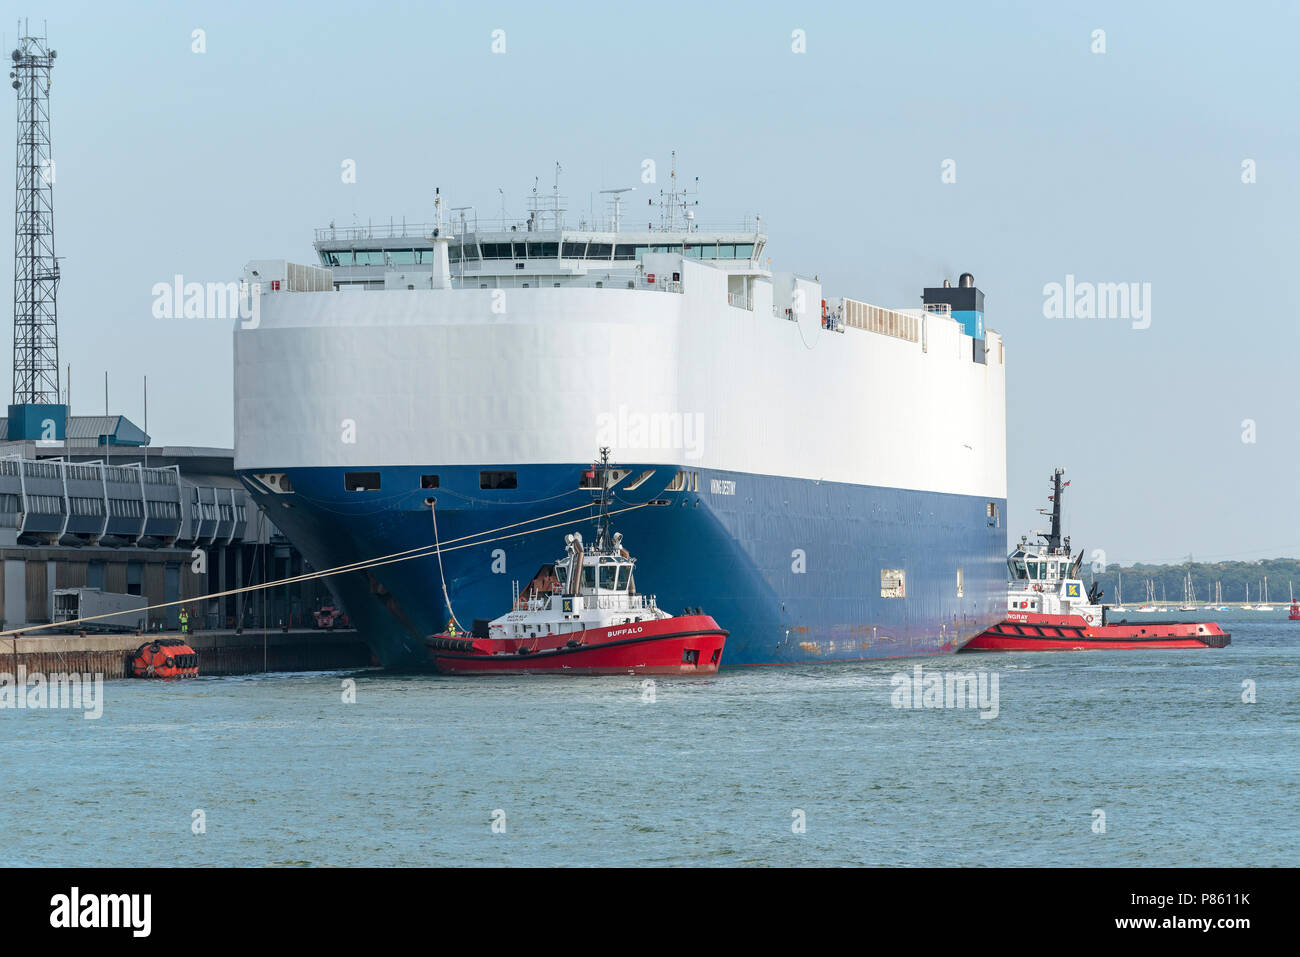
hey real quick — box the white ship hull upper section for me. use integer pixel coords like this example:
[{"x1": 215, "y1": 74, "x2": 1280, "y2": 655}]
[{"x1": 234, "y1": 255, "x2": 1005, "y2": 500}]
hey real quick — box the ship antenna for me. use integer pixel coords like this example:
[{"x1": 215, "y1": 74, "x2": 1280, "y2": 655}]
[{"x1": 599, "y1": 187, "x2": 635, "y2": 233}]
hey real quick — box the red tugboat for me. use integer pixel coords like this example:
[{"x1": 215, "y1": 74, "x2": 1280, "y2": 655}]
[
  {"x1": 964, "y1": 469, "x2": 1230, "y2": 652},
  {"x1": 425, "y1": 449, "x2": 728, "y2": 675}
]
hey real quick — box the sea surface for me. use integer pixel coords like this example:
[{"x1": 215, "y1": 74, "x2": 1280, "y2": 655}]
[{"x1": 2, "y1": 610, "x2": 1296, "y2": 866}]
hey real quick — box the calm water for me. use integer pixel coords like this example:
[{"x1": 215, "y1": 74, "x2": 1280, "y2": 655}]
[{"x1": 2, "y1": 611, "x2": 1296, "y2": 866}]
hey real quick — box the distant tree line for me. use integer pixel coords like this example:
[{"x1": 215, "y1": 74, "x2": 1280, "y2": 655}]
[{"x1": 1086, "y1": 558, "x2": 1300, "y2": 604}]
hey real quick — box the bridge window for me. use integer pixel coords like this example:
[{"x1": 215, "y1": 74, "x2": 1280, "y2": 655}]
[
  {"x1": 599, "y1": 562, "x2": 618, "y2": 590},
  {"x1": 512, "y1": 242, "x2": 528, "y2": 259},
  {"x1": 388, "y1": 249, "x2": 417, "y2": 265},
  {"x1": 685, "y1": 243, "x2": 717, "y2": 259},
  {"x1": 345, "y1": 472, "x2": 381, "y2": 491},
  {"x1": 480, "y1": 242, "x2": 512, "y2": 260},
  {"x1": 562, "y1": 241, "x2": 588, "y2": 258},
  {"x1": 587, "y1": 243, "x2": 612, "y2": 259},
  {"x1": 527, "y1": 242, "x2": 558, "y2": 258},
  {"x1": 734, "y1": 243, "x2": 755, "y2": 259},
  {"x1": 320, "y1": 250, "x2": 353, "y2": 267},
  {"x1": 479, "y1": 470, "x2": 517, "y2": 490},
  {"x1": 614, "y1": 244, "x2": 637, "y2": 261}
]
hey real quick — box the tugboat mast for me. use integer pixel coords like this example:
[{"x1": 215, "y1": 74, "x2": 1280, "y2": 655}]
[
  {"x1": 1041, "y1": 467, "x2": 1065, "y2": 552},
  {"x1": 594, "y1": 446, "x2": 614, "y2": 554}
]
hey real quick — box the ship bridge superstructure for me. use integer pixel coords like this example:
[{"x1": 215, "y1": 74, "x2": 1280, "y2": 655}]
[{"x1": 314, "y1": 219, "x2": 768, "y2": 292}]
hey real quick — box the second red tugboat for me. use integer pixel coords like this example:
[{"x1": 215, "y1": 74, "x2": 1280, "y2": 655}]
[
  {"x1": 425, "y1": 449, "x2": 728, "y2": 675},
  {"x1": 963, "y1": 469, "x2": 1230, "y2": 652}
]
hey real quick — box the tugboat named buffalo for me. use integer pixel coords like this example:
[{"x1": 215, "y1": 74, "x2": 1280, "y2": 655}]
[
  {"x1": 963, "y1": 469, "x2": 1230, "y2": 652},
  {"x1": 425, "y1": 449, "x2": 728, "y2": 675}
]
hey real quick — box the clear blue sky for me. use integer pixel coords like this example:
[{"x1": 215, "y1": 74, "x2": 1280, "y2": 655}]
[{"x1": 3, "y1": 0, "x2": 1297, "y2": 565}]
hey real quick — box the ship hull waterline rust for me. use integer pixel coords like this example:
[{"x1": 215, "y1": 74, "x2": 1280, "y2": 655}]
[{"x1": 963, "y1": 469, "x2": 1230, "y2": 652}]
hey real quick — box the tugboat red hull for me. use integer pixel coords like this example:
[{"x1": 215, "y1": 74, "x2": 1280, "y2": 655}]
[
  {"x1": 427, "y1": 614, "x2": 728, "y2": 675},
  {"x1": 964, "y1": 612, "x2": 1230, "y2": 651}
]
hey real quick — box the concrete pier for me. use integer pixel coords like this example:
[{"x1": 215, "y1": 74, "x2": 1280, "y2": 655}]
[{"x1": 2, "y1": 628, "x2": 373, "y2": 679}]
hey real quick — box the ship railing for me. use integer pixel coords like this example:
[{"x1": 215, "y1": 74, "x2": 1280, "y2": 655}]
[
  {"x1": 315, "y1": 220, "x2": 766, "y2": 244},
  {"x1": 315, "y1": 222, "x2": 445, "y2": 243},
  {"x1": 450, "y1": 275, "x2": 684, "y2": 294},
  {"x1": 587, "y1": 594, "x2": 656, "y2": 611},
  {"x1": 727, "y1": 292, "x2": 753, "y2": 311},
  {"x1": 531, "y1": 593, "x2": 657, "y2": 612}
]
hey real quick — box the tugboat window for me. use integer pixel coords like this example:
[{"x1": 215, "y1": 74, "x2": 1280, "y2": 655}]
[
  {"x1": 582, "y1": 566, "x2": 597, "y2": 591},
  {"x1": 479, "y1": 471, "x2": 517, "y2": 490},
  {"x1": 600, "y1": 563, "x2": 618, "y2": 590}
]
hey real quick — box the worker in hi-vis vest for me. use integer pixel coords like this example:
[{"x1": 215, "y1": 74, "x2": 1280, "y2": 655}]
[{"x1": 179, "y1": 607, "x2": 189, "y2": 634}]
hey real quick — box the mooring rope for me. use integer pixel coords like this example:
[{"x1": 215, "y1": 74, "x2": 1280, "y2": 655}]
[
  {"x1": 0, "y1": 501, "x2": 648, "y2": 637},
  {"x1": 430, "y1": 500, "x2": 463, "y2": 634}
]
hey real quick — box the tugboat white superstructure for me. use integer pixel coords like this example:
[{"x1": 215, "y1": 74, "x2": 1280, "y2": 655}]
[{"x1": 234, "y1": 160, "x2": 1008, "y2": 667}]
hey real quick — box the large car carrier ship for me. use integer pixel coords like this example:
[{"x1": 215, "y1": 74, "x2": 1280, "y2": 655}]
[{"x1": 233, "y1": 167, "x2": 1008, "y2": 667}]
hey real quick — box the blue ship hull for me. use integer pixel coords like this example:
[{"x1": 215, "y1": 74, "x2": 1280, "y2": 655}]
[{"x1": 240, "y1": 463, "x2": 1007, "y2": 667}]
